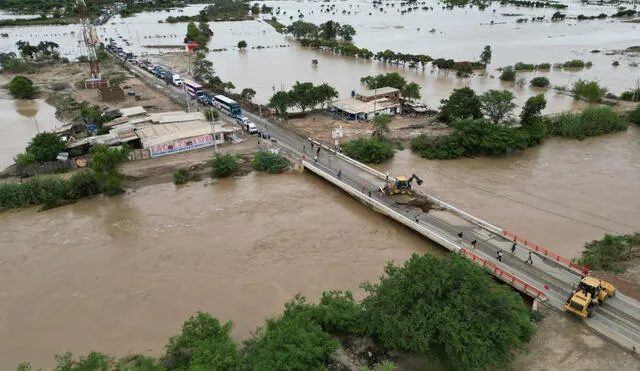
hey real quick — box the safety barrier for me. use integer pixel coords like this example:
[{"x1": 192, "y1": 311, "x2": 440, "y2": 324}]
[
  {"x1": 460, "y1": 248, "x2": 548, "y2": 300},
  {"x1": 502, "y1": 230, "x2": 588, "y2": 276},
  {"x1": 304, "y1": 160, "x2": 548, "y2": 300}
]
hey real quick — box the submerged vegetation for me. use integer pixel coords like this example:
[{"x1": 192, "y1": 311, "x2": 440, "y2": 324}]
[
  {"x1": 252, "y1": 151, "x2": 290, "y2": 173},
  {"x1": 18, "y1": 253, "x2": 539, "y2": 371},
  {"x1": 342, "y1": 136, "x2": 395, "y2": 164},
  {"x1": 549, "y1": 106, "x2": 627, "y2": 139},
  {"x1": 577, "y1": 233, "x2": 640, "y2": 273},
  {"x1": 211, "y1": 153, "x2": 239, "y2": 177}
]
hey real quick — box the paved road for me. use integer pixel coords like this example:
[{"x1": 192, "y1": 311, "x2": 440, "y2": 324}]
[{"x1": 120, "y1": 57, "x2": 640, "y2": 354}]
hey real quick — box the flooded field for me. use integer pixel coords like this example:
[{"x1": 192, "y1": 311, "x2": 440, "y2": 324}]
[
  {"x1": 1, "y1": 2, "x2": 638, "y2": 110},
  {"x1": 0, "y1": 99, "x2": 65, "y2": 170}
]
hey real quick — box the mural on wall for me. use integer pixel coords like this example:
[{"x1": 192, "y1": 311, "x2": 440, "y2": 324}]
[{"x1": 149, "y1": 134, "x2": 214, "y2": 157}]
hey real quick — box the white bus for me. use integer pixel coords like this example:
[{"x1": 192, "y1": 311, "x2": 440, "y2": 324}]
[
  {"x1": 183, "y1": 79, "x2": 204, "y2": 99},
  {"x1": 213, "y1": 95, "x2": 242, "y2": 118}
]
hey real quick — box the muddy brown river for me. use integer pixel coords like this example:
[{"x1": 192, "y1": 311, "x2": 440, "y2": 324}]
[{"x1": 1, "y1": 124, "x2": 639, "y2": 368}]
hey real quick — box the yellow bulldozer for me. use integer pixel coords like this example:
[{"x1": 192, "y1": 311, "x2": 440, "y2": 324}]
[
  {"x1": 380, "y1": 174, "x2": 423, "y2": 196},
  {"x1": 564, "y1": 276, "x2": 616, "y2": 318}
]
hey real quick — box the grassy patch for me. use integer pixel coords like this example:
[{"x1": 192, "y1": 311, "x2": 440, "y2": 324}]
[
  {"x1": 253, "y1": 151, "x2": 289, "y2": 173},
  {"x1": 548, "y1": 106, "x2": 626, "y2": 139},
  {"x1": 576, "y1": 233, "x2": 640, "y2": 273}
]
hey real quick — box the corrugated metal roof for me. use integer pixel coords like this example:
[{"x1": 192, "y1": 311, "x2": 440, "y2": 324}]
[
  {"x1": 137, "y1": 121, "x2": 213, "y2": 148},
  {"x1": 355, "y1": 86, "x2": 399, "y2": 97},
  {"x1": 119, "y1": 106, "x2": 147, "y2": 117},
  {"x1": 329, "y1": 98, "x2": 400, "y2": 115},
  {"x1": 156, "y1": 112, "x2": 204, "y2": 124}
]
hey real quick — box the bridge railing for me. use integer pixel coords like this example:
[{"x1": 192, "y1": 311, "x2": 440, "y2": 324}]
[
  {"x1": 502, "y1": 230, "x2": 588, "y2": 276},
  {"x1": 460, "y1": 248, "x2": 548, "y2": 300}
]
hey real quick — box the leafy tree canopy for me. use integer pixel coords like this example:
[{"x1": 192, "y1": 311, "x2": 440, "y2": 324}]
[
  {"x1": 25, "y1": 132, "x2": 65, "y2": 162},
  {"x1": 9, "y1": 75, "x2": 35, "y2": 99},
  {"x1": 360, "y1": 253, "x2": 536, "y2": 371},
  {"x1": 480, "y1": 89, "x2": 517, "y2": 124},
  {"x1": 520, "y1": 94, "x2": 547, "y2": 125},
  {"x1": 439, "y1": 87, "x2": 483, "y2": 122}
]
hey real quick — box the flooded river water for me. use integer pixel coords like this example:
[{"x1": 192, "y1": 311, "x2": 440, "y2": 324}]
[{"x1": 1, "y1": 124, "x2": 639, "y2": 368}]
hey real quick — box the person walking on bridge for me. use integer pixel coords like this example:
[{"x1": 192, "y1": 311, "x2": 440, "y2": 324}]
[
  {"x1": 511, "y1": 241, "x2": 517, "y2": 254},
  {"x1": 471, "y1": 239, "x2": 477, "y2": 248},
  {"x1": 497, "y1": 250, "x2": 503, "y2": 262},
  {"x1": 337, "y1": 169, "x2": 342, "y2": 178},
  {"x1": 526, "y1": 252, "x2": 533, "y2": 265},
  {"x1": 457, "y1": 232, "x2": 463, "y2": 243}
]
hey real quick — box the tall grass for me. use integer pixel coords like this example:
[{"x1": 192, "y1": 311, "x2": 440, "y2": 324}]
[
  {"x1": 549, "y1": 106, "x2": 627, "y2": 139},
  {"x1": 0, "y1": 170, "x2": 103, "y2": 210}
]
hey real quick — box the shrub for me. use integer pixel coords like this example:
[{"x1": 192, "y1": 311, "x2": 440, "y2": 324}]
[
  {"x1": 15, "y1": 152, "x2": 36, "y2": 166},
  {"x1": 172, "y1": 167, "x2": 192, "y2": 185},
  {"x1": 629, "y1": 105, "x2": 640, "y2": 124},
  {"x1": 342, "y1": 136, "x2": 394, "y2": 164},
  {"x1": 164, "y1": 312, "x2": 240, "y2": 370},
  {"x1": 514, "y1": 62, "x2": 535, "y2": 71},
  {"x1": 9, "y1": 75, "x2": 36, "y2": 99},
  {"x1": 0, "y1": 175, "x2": 69, "y2": 209},
  {"x1": 536, "y1": 63, "x2": 551, "y2": 70},
  {"x1": 576, "y1": 233, "x2": 640, "y2": 273},
  {"x1": 89, "y1": 144, "x2": 129, "y2": 196},
  {"x1": 563, "y1": 59, "x2": 586, "y2": 68},
  {"x1": 619, "y1": 89, "x2": 640, "y2": 101},
  {"x1": 253, "y1": 151, "x2": 290, "y2": 173},
  {"x1": 25, "y1": 132, "x2": 66, "y2": 162},
  {"x1": 360, "y1": 253, "x2": 536, "y2": 371},
  {"x1": 53, "y1": 351, "x2": 111, "y2": 371},
  {"x1": 530, "y1": 76, "x2": 551, "y2": 88},
  {"x1": 241, "y1": 296, "x2": 339, "y2": 370},
  {"x1": 549, "y1": 106, "x2": 627, "y2": 139},
  {"x1": 520, "y1": 94, "x2": 547, "y2": 125},
  {"x1": 68, "y1": 170, "x2": 101, "y2": 199},
  {"x1": 499, "y1": 66, "x2": 516, "y2": 82},
  {"x1": 572, "y1": 80, "x2": 607, "y2": 102},
  {"x1": 211, "y1": 153, "x2": 238, "y2": 177},
  {"x1": 314, "y1": 290, "x2": 363, "y2": 335}
]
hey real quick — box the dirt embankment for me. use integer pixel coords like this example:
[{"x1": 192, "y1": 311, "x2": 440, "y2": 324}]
[{"x1": 0, "y1": 60, "x2": 182, "y2": 124}]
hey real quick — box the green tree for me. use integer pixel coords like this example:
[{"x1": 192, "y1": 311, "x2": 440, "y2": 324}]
[
  {"x1": 530, "y1": 76, "x2": 551, "y2": 88},
  {"x1": 400, "y1": 82, "x2": 421, "y2": 101},
  {"x1": 241, "y1": 87, "x2": 256, "y2": 101},
  {"x1": 192, "y1": 53, "x2": 216, "y2": 87},
  {"x1": 290, "y1": 81, "x2": 317, "y2": 112},
  {"x1": 499, "y1": 66, "x2": 516, "y2": 82},
  {"x1": 480, "y1": 45, "x2": 492, "y2": 66},
  {"x1": 360, "y1": 253, "x2": 536, "y2": 371},
  {"x1": 286, "y1": 20, "x2": 319, "y2": 39},
  {"x1": 237, "y1": 40, "x2": 247, "y2": 49},
  {"x1": 629, "y1": 105, "x2": 640, "y2": 124},
  {"x1": 361, "y1": 72, "x2": 407, "y2": 91},
  {"x1": 577, "y1": 233, "x2": 640, "y2": 273},
  {"x1": 480, "y1": 89, "x2": 517, "y2": 124},
  {"x1": 25, "y1": 132, "x2": 65, "y2": 162},
  {"x1": 9, "y1": 75, "x2": 35, "y2": 99},
  {"x1": 319, "y1": 20, "x2": 340, "y2": 40},
  {"x1": 313, "y1": 83, "x2": 338, "y2": 108},
  {"x1": 203, "y1": 107, "x2": 219, "y2": 122},
  {"x1": 89, "y1": 144, "x2": 129, "y2": 196},
  {"x1": 572, "y1": 79, "x2": 606, "y2": 102},
  {"x1": 164, "y1": 312, "x2": 240, "y2": 370},
  {"x1": 338, "y1": 24, "x2": 356, "y2": 41},
  {"x1": 253, "y1": 151, "x2": 290, "y2": 173},
  {"x1": 241, "y1": 297, "x2": 339, "y2": 370},
  {"x1": 372, "y1": 114, "x2": 392, "y2": 134},
  {"x1": 342, "y1": 136, "x2": 394, "y2": 163},
  {"x1": 212, "y1": 153, "x2": 238, "y2": 177},
  {"x1": 439, "y1": 87, "x2": 483, "y2": 122},
  {"x1": 53, "y1": 351, "x2": 111, "y2": 371},
  {"x1": 268, "y1": 91, "x2": 293, "y2": 117},
  {"x1": 184, "y1": 22, "x2": 200, "y2": 43},
  {"x1": 520, "y1": 94, "x2": 547, "y2": 126}
]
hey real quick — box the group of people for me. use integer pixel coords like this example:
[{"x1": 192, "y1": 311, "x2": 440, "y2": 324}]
[{"x1": 459, "y1": 232, "x2": 535, "y2": 265}]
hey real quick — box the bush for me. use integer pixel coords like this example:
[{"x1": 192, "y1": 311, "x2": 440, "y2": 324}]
[
  {"x1": 499, "y1": 66, "x2": 516, "y2": 82},
  {"x1": 9, "y1": 75, "x2": 36, "y2": 99},
  {"x1": 53, "y1": 351, "x2": 111, "y2": 371},
  {"x1": 530, "y1": 76, "x2": 551, "y2": 88},
  {"x1": 241, "y1": 296, "x2": 339, "y2": 370},
  {"x1": 68, "y1": 170, "x2": 102, "y2": 199},
  {"x1": 314, "y1": 290, "x2": 363, "y2": 335},
  {"x1": 342, "y1": 136, "x2": 394, "y2": 164},
  {"x1": 619, "y1": 89, "x2": 640, "y2": 101},
  {"x1": 172, "y1": 167, "x2": 192, "y2": 185},
  {"x1": 563, "y1": 59, "x2": 586, "y2": 68},
  {"x1": 514, "y1": 62, "x2": 535, "y2": 71},
  {"x1": 629, "y1": 105, "x2": 640, "y2": 124},
  {"x1": 164, "y1": 312, "x2": 240, "y2": 370},
  {"x1": 211, "y1": 153, "x2": 238, "y2": 177},
  {"x1": 15, "y1": 152, "x2": 36, "y2": 166},
  {"x1": 1, "y1": 57, "x2": 33, "y2": 73},
  {"x1": 572, "y1": 80, "x2": 607, "y2": 102},
  {"x1": 576, "y1": 233, "x2": 640, "y2": 273},
  {"x1": 549, "y1": 106, "x2": 627, "y2": 139},
  {"x1": 0, "y1": 175, "x2": 69, "y2": 209},
  {"x1": 25, "y1": 132, "x2": 66, "y2": 162},
  {"x1": 360, "y1": 253, "x2": 536, "y2": 371},
  {"x1": 252, "y1": 151, "x2": 290, "y2": 173}
]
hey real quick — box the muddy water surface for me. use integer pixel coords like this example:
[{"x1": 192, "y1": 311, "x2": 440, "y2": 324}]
[
  {"x1": 378, "y1": 125, "x2": 640, "y2": 257},
  {"x1": 0, "y1": 99, "x2": 65, "y2": 170},
  {"x1": 0, "y1": 173, "x2": 433, "y2": 369}
]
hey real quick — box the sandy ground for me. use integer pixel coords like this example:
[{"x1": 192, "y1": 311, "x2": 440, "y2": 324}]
[
  {"x1": 0, "y1": 60, "x2": 182, "y2": 122},
  {"x1": 513, "y1": 304, "x2": 640, "y2": 371},
  {"x1": 280, "y1": 112, "x2": 451, "y2": 145}
]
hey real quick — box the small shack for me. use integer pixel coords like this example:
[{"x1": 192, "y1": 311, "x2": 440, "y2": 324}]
[
  {"x1": 354, "y1": 87, "x2": 400, "y2": 102},
  {"x1": 118, "y1": 106, "x2": 147, "y2": 119},
  {"x1": 329, "y1": 98, "x2": 401, "y2": 121}
]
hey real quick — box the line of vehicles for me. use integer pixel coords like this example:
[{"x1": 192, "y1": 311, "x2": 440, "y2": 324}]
[{"x1": 106, "y1": 42, "x2": 259, "y2": 135}]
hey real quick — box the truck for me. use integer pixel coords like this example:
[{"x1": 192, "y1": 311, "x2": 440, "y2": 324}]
[
  {"x1": 171, "y1": 74, "x2": 182, "y2": 87},
  {"x1": 153, "y1": 66, "x2": 165, "y2": 78},
  {"x1": 236, "y1": 116, "x2": 257, "y2": 134}
]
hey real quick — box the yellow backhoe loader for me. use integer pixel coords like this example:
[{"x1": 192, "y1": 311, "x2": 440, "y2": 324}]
[
  {"x1": 564, "y1": 276, "x2": 616, "y2": 318},
  {"x1": 380, "y1": 174, "x2": 423, "y2": 196}
]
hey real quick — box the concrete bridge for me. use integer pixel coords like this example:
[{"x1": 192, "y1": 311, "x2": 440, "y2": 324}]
[{"x1": 117, "y1": 58, "x2": 640, "y2": 355}]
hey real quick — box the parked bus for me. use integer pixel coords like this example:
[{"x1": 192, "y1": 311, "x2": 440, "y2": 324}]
[
  {"x1": 183, "y1": 79, "x2": 205, "y2": 99},
  {"x1": 213, "y1": 95, "x2": 242, "y2": 118}
]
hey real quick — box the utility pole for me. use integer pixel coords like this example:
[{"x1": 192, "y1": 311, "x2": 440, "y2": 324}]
[
  {"x1": 373, "y1": 80, "x2": 377, "y2": 119},
  {"x1": 34, "y1": 117, "x2": 40, "y2": 133},
  {"x1": 184, "y1": 83, "x2": 191, "y2": 112}
]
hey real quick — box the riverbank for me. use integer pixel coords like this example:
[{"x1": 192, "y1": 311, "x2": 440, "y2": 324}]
[{"x1": 0, "y1": 16, "x2": 76, "y2": 27}]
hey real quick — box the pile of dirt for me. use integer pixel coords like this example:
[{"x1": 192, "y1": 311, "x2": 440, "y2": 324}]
[{"x1": 394, "y1": 194, "x2": 442, "y2": 213}]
